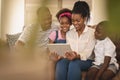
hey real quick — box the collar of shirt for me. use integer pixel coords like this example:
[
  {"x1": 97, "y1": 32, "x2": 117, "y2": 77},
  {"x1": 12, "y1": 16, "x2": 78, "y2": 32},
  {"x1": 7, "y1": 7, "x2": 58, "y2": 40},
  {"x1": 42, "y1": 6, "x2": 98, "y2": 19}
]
[
  {"x1": 72, "y1": 25, "x2": 89, "y2": 33},
  {"x1": 96, "y1": 37, "x2": 109, "y2": 43}
]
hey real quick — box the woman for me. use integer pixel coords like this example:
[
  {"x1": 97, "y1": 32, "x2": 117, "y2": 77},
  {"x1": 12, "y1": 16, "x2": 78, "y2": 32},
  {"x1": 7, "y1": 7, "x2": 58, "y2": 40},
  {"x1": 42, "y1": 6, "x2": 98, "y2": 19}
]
[{"x1": 55, "y1": 1, "x2": 96, "y2": 80}]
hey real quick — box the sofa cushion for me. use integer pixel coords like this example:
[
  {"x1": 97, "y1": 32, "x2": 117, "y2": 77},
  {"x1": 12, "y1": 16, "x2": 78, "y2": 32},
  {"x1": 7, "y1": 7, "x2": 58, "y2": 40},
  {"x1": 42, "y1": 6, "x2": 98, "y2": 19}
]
[{"x1": 6, "y1": 33, "x2": 21, "y2": 50}]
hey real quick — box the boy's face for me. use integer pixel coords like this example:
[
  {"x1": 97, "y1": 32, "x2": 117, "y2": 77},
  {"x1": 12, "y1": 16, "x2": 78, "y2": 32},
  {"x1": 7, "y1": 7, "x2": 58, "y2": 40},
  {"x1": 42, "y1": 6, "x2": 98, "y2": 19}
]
[
  {"x1": 38, "y1": 10, "x2": 52, "y2": 31},
  {"x1": 95, "y1": 25, "x2": 106, "y2": 40}
]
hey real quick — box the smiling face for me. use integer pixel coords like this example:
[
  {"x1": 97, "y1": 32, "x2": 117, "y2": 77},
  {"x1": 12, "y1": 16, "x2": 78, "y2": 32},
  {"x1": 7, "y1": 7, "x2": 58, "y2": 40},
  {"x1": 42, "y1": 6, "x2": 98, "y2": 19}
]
[
  {"x1": 72, "y1": 13, "x2": 86, "y2": 31},
  {"x1": 59, "y1": 16, "x2": 71, "y2": 33},
  {"x1": 38, "y1": 8, "x2": 52, "y2": 31},
  {"x1": 95, "y1": 25, "x2": 106, "y2": 40}
]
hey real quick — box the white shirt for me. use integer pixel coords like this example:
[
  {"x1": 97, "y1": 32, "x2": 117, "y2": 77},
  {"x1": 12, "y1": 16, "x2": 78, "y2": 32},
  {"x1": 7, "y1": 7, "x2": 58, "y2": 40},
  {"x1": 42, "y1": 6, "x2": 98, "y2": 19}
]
[
  {"x1": 93, "y1": 37, "x2": 119, "y2": 69},
  {"x1": 18, "y1": 23, "x2": 58, "y2": 49},
  {"x1": 66, "y1": 26, "x2": 96, "y2": 60}
]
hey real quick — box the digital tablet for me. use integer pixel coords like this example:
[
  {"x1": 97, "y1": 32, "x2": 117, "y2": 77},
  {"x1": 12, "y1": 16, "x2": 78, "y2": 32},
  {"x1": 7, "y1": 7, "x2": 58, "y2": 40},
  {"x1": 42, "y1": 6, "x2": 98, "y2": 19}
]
[{"x1": 47, "y1": 44, "x2": 72, "y2": 56}]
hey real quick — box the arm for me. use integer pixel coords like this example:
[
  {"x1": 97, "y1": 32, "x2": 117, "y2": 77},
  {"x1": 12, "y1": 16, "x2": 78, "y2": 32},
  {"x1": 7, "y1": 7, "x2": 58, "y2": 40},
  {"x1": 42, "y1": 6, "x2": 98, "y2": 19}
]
[
  {"x1": 95, "y1": 56, "x2": 111, "y2": 80},
  {"x1": 14, "y1": 40, "x2": 25, "y2": 51},
  {"x1": 15, "y1": 40, "x2": 25, "y2": 46},
  {"x1": 95, "y1": 38, "x2": 116, "y2": 80},
  {"x1": 48, "y1": 31, "x2": 56, "y2": 43},
  {"x1": 49, "y1": 39, "x2": 54, "y2": 43}
]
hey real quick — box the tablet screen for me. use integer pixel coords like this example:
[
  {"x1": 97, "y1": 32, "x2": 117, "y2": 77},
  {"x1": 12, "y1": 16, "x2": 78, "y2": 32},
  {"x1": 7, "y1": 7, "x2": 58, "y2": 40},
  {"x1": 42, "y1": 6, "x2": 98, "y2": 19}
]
[{"x1": 47, "y1": 44, "x2": 72, "y2": 56}]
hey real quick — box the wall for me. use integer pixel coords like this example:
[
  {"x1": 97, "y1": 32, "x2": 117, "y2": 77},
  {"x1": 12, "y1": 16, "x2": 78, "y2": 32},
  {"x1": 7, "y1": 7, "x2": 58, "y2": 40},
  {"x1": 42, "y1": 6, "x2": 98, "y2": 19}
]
[
  {"x1": 91, "y1": 0, "x2": 108, "y2": 25},
  {"x1": 0, "y1": 0, "x2": 107, "y2": 39},
  {"x1": 1, "y1": 0, "x2": 24, "y2": 40},
  {"x1": 25, "y1": 0, "x2": 59, "y2": 26},
  {"x1": 0, "y1": 0, "x2": 1, "y2": 38},
  {"x1": 25, "y1": 0, "x2": 107, "y2": 26}
]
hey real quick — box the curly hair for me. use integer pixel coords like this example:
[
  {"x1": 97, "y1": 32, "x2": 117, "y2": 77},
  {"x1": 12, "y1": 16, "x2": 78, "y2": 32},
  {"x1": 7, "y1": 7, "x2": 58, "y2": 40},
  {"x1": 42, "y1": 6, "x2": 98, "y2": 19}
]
[{"x1": 56, "y1": 8, "x2": 72, "y2": 25}]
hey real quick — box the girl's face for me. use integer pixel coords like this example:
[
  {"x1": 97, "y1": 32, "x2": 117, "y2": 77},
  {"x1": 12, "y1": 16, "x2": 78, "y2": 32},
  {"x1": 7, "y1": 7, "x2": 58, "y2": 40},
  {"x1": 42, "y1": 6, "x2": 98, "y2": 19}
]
[
  {"x1": 72, "y1": 13, "x2": 86, "y2": 31},
  {"x1": 59, "y1": 17, "x2": 71, "y2": 33}
]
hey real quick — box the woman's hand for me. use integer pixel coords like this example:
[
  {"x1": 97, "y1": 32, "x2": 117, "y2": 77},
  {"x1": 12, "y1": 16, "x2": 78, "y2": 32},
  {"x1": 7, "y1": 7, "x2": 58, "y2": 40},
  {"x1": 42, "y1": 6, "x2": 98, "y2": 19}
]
[
  {"x1": 49, "y1": 52, "x2": 63, "y2": 63},
  {"x1": 65, "y1": 51, "x2": 80, "y2": 60}
]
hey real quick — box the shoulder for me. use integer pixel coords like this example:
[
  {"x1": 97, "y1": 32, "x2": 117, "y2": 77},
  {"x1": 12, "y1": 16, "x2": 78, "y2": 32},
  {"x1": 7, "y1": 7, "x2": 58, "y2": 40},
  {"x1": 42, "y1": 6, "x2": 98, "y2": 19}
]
[
  {"x1": 67, "y1": 28, "x2": 75, "y2": 35},
  {"x1": 50, "y1": 30, "x2": 57, "y2": 34},
  {"x1": 87, "y1": 25, "x2": 95, "y2": 33},
  {"x1": 105, "y1": 37, "x2": 116, "y2": 48},
  {"x1": 66, "y1": 29, "x2": 76, "y2": 39},
  {"x1": 51, "y1": 22, "x2": 59, "y2": 30},
  {"x1": 24, "y1": 23, "x2": 39, "y2": 31}
]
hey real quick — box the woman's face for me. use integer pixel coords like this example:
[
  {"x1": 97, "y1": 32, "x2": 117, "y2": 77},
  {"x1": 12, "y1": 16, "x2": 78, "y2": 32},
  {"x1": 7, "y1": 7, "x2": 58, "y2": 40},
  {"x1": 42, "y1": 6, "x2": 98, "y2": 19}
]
[
  {"x1": 59, "y1": 17, "x2": 71, "y2": 33},
  {"x1": 72, "y1": 13, "x2": 86, "y2": 31}
]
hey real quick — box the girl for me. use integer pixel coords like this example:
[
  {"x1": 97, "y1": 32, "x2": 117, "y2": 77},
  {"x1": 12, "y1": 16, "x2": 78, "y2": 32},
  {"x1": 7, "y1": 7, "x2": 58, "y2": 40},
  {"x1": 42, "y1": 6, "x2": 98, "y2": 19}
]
[
  {"x1": 48, "y1": 8, "x2": 72, "y2": 62},
  {"x1": 49, "y1": 8, "x2": 72, "y2": 44}
]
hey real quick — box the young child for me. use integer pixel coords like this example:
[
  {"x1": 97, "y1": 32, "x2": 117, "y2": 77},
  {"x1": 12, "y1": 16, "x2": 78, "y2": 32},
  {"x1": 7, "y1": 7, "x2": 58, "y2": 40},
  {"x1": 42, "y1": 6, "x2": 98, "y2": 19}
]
[
  {"x1": 48, "y1": 8, "x2": 72, "y2": 80},
  {"x1": 49, "y1": 8, "x2": 72, "y2": 44},
  {"x1": 86, "y1": 21, "x2": 119, "y2": 80},
  {"x1": 48, "y1": 8, "x2": 72, "y2": 62}
]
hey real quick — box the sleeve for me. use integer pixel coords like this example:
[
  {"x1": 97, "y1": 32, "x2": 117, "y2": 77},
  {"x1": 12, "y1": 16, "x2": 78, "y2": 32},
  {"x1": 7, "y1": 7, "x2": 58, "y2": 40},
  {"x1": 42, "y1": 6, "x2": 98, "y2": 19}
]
[
  {"x1": 104, "y1": 38, "x2": 116, "y2": 57},
  {"x1": 18, "y1": 25, "x2": 33, "y2": 43},
  {"x1": 48, "y1": 31, "x2": 56, "y2": 42}
]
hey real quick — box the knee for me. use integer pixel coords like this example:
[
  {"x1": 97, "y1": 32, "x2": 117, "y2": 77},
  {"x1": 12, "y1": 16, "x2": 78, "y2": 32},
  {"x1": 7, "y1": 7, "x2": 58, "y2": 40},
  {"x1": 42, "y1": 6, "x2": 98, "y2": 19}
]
[
  {"x1": 56, "y1": 58, "x2": 69, "y2": 66},
  {"x1": 70, "y1": 59, "x2": 80, "y2": 65},
  {"x1": 86, "y1": 68, "x2": 98, "y2": 80},
  {"x1": 101, "y1": 75, "x2": 108, "y2": 80},
  {"x1": 56, "y1": 58, "x2": 69, "y2": 70},
  {"x1": 69, "y1": 59, "x2": 81, "y2": 67},
  {"x1": 68, "y1": 60, "x2": 81, "y2": 71},
  {"x1": 101, "y1": 73, "x2": 111, "y2": 80},
  {"x1": 86, "y1": 71, "x2": 93, "y2": 80}
]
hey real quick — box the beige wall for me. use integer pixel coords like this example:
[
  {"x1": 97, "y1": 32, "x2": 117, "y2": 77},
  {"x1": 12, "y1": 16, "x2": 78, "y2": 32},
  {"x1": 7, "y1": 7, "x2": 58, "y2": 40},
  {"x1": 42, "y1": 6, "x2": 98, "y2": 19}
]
[
  {"x1": 0, "y1": 0, "x2": 1, "y2": 38},
  {"x1": 25, "y1": 0, "x2": 59, "y2": 26},
  {"x1": 25, "y1": 0, "x2": 107, "y2": 26},
  {"x1": 91, "y1": 0, "x2": 108, "y2": 25},
  {"x1": 1, "y1": 0, "x2": 24, "y2": 40},
  {"x1": 0, "y1": 0, "x2": 107, "y2": 39}
]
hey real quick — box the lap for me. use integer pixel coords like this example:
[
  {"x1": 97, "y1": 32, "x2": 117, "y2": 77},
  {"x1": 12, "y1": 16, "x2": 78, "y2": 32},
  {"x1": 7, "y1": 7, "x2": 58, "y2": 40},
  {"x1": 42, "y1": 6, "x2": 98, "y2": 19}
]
[{"x1": 92, "y1": 64, "x2": 118, "y2": 74}]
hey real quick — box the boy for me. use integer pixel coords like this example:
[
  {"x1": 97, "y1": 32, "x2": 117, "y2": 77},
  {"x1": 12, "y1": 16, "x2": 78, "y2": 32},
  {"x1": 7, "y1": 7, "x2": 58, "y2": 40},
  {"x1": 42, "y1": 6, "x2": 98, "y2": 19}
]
[{"x1": 86, "y1": 21, "x2": 119, "y2": 80}]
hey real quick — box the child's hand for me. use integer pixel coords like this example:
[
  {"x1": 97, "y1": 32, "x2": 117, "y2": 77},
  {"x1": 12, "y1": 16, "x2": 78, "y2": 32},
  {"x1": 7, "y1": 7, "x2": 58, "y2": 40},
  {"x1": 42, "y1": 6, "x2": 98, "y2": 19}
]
[
  {"x1": 65, "y1": 51, "x2": 79, "y2": 60},
  {"x1": 49, "y1": 52, "x2": 63, "y2": 62}
]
